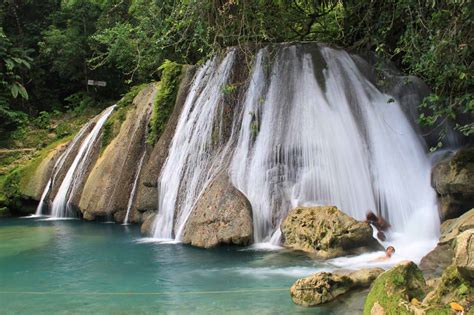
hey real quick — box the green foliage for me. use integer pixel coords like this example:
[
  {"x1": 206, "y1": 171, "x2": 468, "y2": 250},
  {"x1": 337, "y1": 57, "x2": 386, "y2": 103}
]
[
  {"x1": 342, "y1": 0, "x2": 473, "y2": 146},
  {"x1": 101, "y1": 83, "x2": 148, "y2": 152},
  {"x1": 147, "y1": 60, "x2": 183, "y2": 145}
]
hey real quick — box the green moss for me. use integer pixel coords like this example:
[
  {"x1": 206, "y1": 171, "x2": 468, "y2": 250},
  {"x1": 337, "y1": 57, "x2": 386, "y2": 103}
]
[
  {"x1": 0, "y1": 137, "x2": 71, "y2": 210},
  {"x1": 101, "y1": 83, "x2": 148, "y2": 153},
  {"x1": 363, "y1": 262, "x2": 426, "y2": 315},
  {"x1": 147, "y1": 60, "x2": 183, "y2": 145},
  {"x1": 428, "y1": 264, "x2": 472, "y2": 305}
]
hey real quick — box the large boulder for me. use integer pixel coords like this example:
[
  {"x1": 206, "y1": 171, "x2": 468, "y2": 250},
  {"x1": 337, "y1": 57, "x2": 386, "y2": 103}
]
[
  {"x1": 363, "y1": 261, "x2": 426, "y2": 315},
  {"x1": 140, "y1": 212, "x2": 156, "y2": 236},
  {"x1": 281, "y1": 206, "x2": 380, "y2": 258},
  {"x1": 290, "y1": 268, "x2": 383, "y2": 307},
  {"x1": 182, "y1": 171, "x2": 253, "y2": 248},
  {"x1": 432, "y1": 148, "x2": 474, "y2": 221}
]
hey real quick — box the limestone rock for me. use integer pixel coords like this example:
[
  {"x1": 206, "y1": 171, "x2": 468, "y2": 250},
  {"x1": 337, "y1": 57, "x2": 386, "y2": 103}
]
[
  {"x1": 363, "y1": 261, "x2": 426, "y2": 315},
  {"x1": 20, "y1": 142, "x2": 68, "y2": 200},
  {"x1": 290, "y1": 272, "x2": 353, "y2": 307},
  {"x1": 281, "y1": 206, "x2": 380, "y2": 258},
  {"x1": 78, "y1": 84, "x2": 155, "y2": 217},
  {"x1": 290, "y1": 268, "x2": 383, "y2": 307},
  {"x1": 420, "y1": 209, "x2": 474, "y2": 278},
  {"x1": 432, "y1": 148, "x2": 474, "y2": 221},
  {"x1": 182, "y1": 171, "x2": 253, "y2": 248},
  {"x1": 454, "y1": 229, "x2": 474, "y2": 280},
  {"x1": 135, "y1": 66, "x2": 196, "y2": 213},
  {"x1": 440, "y1": 208, "x2": 474, "y2": 244},
  {"x1": 83, "y1": 211, "x2": 95, "y2": 221},
  {"x1": 140, "y1": 212, "x2": 156, "y2": 236}
]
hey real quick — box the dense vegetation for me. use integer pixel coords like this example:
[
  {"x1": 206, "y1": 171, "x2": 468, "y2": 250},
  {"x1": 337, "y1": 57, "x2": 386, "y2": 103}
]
[{"x1": 1, "y1": 0, "x2": 472, "y2": 145}]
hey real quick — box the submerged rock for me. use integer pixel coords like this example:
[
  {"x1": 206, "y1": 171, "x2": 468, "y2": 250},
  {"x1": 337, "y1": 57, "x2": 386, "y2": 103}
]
[
  {"x1": 432, "y1": 148, "x2": 474, "y2": 221},
  {"x1": 182, "y1": 171, "x2": 253, "y2": 248},
  {"x1": 363, "y1": 261, "x2": 426, "y2": 315},
  {"x1": 281, "y1": 206, "x2": 380, "y2": 258},
  {"x1": 290, "y1": 268, "x2": 383, "y2": 307}
]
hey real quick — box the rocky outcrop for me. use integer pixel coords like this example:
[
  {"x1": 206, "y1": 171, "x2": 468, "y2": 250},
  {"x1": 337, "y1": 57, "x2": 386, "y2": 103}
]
[
  {"x1": 78, "y1": 85, "x2": 155, "y2": 219},
  {"x1": 432, "y1": 148, "x2": 474, "y2": 221},
  {"x1": 134, "y1": 66, "x2": 196, "y2": 216},
  {"x1": 20, "y1": 141, "x2": 68, "y2": 200},
  {"x1": 420, "y1": 208, "x2": 474, "y2": 278},
  {"x1": 281, "y1": 206, "x2": 380, "y2": 258},
  {"x1": 422, "y1": 230, "x2": 474, "y2": 312},
  {"x1": 454, "y1": 229, "x2": 474, "y2": 280},
  {"x1": 290, "y1": 268, "x2": 383, "y2": 307},
  {"x1": 182, "y1": 171, "x2": 253, "y2": 248},
  {"x1": 363, "y1": 261, "x2": 426, "y2": 315}
]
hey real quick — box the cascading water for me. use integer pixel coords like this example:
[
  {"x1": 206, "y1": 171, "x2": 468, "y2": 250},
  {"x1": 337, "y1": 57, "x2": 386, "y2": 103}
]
[
  {"x1": 34, "y1": 122, "x2": 92, "y2": 216},
  {"x1": 152, "y1": 51, "x2": 236, "y2": 240},
  {"x1": 123, "y1": 150, "x2": 146, "y2": 225},
  {"x1": 152, "y1": 44, "x2": 439, "y2": 261},
  {"x1": 50, "y1": 105, "x2": 116, "y2": 218}
]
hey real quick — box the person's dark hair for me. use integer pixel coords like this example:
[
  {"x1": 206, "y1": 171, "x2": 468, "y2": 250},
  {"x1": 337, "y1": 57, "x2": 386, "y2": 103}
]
[
  {"x1": 386, "y1": 246, "x2": 395, "y2": 252},
  {"x1": 366, "y1": 211, "x2": 377, "y2": 222}
]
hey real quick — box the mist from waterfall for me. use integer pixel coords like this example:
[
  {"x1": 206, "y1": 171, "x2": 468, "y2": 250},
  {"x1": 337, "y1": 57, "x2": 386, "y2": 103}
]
[
  {"x1": 49, "y1": 105, "x2": 116, "y2": 218},
  {"x1": 151, "y1": 44, "x2": 439, "y2": 261}
]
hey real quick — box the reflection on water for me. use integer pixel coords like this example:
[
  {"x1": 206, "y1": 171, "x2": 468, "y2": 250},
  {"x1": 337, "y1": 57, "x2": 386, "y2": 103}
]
[{"x1": 0, "y1": 218, "x2": 365, "y2": 314}]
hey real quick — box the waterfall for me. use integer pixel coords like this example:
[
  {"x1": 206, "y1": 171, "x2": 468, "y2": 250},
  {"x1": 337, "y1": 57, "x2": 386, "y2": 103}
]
[
  {"x1": 123, "y1": 150, "x2": 146, "y2": 225},
  {"x1": 35, "y1": 120, "x2": 93, "y2": 216},
  {"x1": 152, "y1": 44, "x2": 439, "y2": 259},
  {"x1": 50, "y1": 105, "x2": 116, "y2": 218},
  {"x1": 230, "y1": 46, "x2": 438, "y2": 252},
  {"x1": 152, "y1": 51, "x2": 236, "y2": 240}
]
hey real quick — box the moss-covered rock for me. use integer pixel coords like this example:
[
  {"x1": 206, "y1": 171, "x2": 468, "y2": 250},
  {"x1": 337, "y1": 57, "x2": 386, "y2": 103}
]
[
  {"x1": 291, "y1": 268, "x2": 383, "y2": 307},
  {"x1": 363, "y1": 261, "x2": 426, "y2": 315},
  {"x1": 147, "y1": 60, "x2": 183, "y2": 145},
  {"x1": 281, "y1": 206, "x2": 380, "y2": 258}
]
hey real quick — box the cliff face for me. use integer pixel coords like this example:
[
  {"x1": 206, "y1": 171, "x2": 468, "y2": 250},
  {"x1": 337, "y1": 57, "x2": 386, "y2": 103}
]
[
  {"x1": 17, "y1": 42, "x2": 464, "y2": 242},
  {"x1": 77, "y1": 85, "x2": 156, "y2": 220}
]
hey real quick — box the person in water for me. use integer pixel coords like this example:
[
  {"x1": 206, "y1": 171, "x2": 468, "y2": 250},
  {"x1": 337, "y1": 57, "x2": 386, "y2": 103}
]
[{"x1": 375, "y1": 246, "x2": 395, "y2": 261}]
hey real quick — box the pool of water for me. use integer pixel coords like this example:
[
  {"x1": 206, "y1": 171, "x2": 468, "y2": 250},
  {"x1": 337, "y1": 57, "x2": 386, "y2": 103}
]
[{"x1": 0, "y1": 218, "x2": 367, "y2": 314}]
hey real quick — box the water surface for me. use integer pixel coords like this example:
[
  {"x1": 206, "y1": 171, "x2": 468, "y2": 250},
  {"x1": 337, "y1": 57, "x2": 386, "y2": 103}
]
[{"x1": 0, "y1": 218, "x2": 365, "y2": 314}]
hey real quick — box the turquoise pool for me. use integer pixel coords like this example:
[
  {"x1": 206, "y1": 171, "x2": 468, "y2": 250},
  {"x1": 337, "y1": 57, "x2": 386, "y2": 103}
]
[{"x1": 0, "y1": 218, "x2": 365, "y2": 314}]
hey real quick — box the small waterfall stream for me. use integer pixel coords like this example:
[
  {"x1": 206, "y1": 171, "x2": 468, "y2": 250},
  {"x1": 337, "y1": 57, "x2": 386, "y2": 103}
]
[
  {"x1": 151, "y1": 44, "x2": 439, "y2": 261},
  {"x1": 50, "y1": 105, "x2": 116, "y2": 218},
  {"x1": 123, "y1": 150, "x2": 146, "y2": 225},
  {"x1": 35, "y1": 123, "x2": 92, "y2": 216}
]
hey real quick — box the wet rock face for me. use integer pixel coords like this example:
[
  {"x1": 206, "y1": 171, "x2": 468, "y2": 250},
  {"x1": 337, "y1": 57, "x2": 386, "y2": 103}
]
[
  {"x1": 134, "y1": 66, "x2": 196, "y2": 214},
  {"x1": 420, "y1": 208, "x2": 474, "y2": 279},
  {"x1": 182, "y1": 171, "x2": 253, "y2": 248},
  {"x1": 290, "y1": 268, "x2": 383, "y2": 307},
  {"x1": 77, "y1": 85, "x2": 155, "y2": 219},
  {"x1": 363, "y1": 261, "x2": 426, "y2": 315},
  {"x1": 432, "y1": 148, "x2": 474, "y2": 221},
  {"x1": 281, "y1": 206, "x2": 380, "y2": 258}
]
